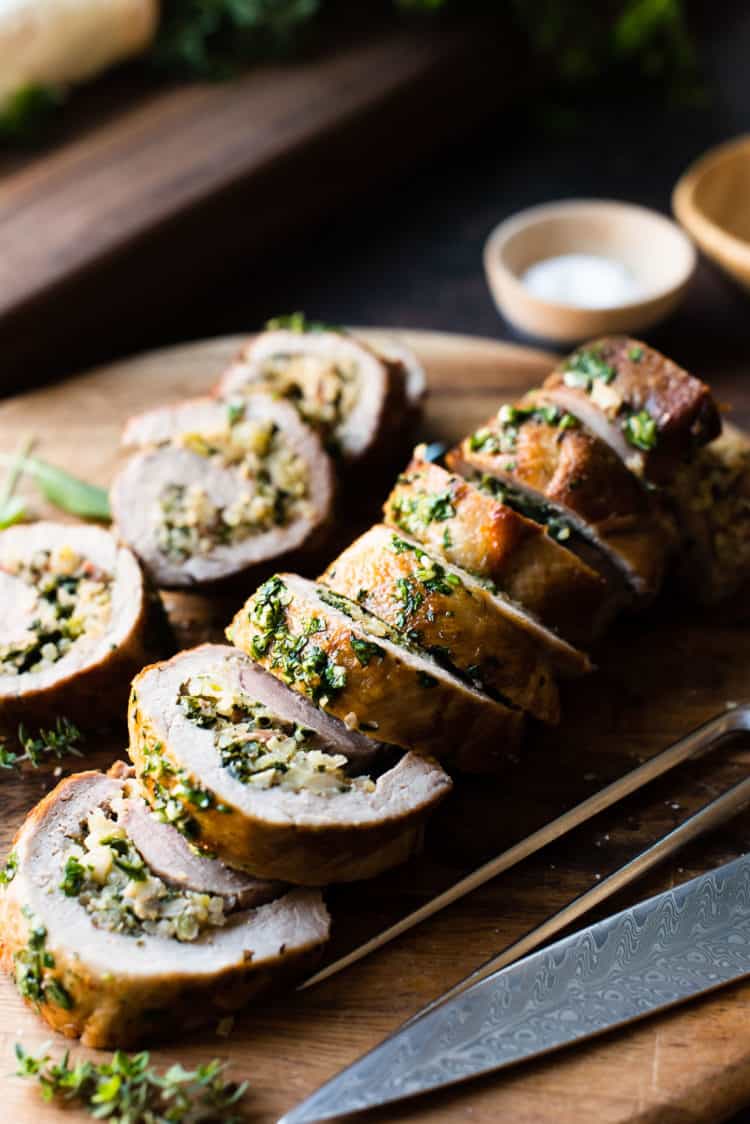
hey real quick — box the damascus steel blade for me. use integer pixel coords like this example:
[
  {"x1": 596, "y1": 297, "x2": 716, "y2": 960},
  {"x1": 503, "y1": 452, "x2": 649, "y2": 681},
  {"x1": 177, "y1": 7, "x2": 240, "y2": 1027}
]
[{"x1": 280, "y1": 853, "x2": 750, "y2": 1123}]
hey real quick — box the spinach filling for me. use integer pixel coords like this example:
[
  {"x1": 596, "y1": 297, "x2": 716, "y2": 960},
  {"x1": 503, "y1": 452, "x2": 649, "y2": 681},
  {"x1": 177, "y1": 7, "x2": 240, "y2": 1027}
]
[
  {"x1": 0, "y1": 547, "x2": 112, "y2": 677},
  {"x1": 155, "y1": 417, "x2": 310, "y2": 562},
  {"x1": 60, "y1": 805, "x2": 227, "y2": 943},
  {"x1": 320, "y1": 576, "x2": 516, "y2": 708},
  {"x1": 178, "y1": 668, "x2": 373, "y2": 795},
  {"x1": 475, "y1": 474, "x2": 576, "y2": 545}
]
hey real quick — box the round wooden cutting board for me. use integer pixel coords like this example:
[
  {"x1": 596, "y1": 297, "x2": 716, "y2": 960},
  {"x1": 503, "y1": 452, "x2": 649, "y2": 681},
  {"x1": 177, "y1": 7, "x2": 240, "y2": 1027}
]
[{"x1": 1, "y1": 330, "x2": 750, "y2": 1124}]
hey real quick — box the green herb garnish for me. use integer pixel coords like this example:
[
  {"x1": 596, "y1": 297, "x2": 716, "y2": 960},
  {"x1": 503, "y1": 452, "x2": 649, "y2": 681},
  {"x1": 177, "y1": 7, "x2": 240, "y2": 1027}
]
[
  {"x1": 0, "y1": 718, "x2": 84, "y2": 773},
  {"x1": 248, "y1": 578, "x2": 347, "y2": 704},
  {"x1": 628, "y1": 345, "x2": 645, "y2": 362},
  {"x1": 469, "y1": 403, "x2": 578, "y2": 456},
  {"x1": 14, "y1": 1043, "x2": 248, "y2": 1121},
  {"x1": 563, "y1": 348, "x2": 617, "y2": 390},
  {"x1": 390, "y1": 488, "x2": 456, "y2": 536},
  {"x1": 0, "y1": 85, "x2": 64, "y2": 143},
  {"x1": 623, "y1": 409, "x2": 658, "y2": 450},
  {"x1": 0, "y1": 851, "x2": 19, "y2": 885},
  {"x1": 265, "y1": 311, "x2": 336, "y2": 334},
  {"x1": 14, "y1": 910, "x2": 73, "y2": 1011},
  {"x1": 393, "y1": 577, "x2": 424, "y2": 630},
  {"x1": 349, "y1": 635, "x2": 384, "y2": 667}
]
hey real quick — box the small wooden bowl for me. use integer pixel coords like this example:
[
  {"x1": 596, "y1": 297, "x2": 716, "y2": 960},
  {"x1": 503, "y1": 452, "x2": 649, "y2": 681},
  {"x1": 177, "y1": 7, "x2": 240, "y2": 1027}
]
[
  {"x1": 673, "y1": 135, "x2": 750, "y2": 291},
  {"x1": 484, "y1": 199, "x2": 696, "y2": 344}
]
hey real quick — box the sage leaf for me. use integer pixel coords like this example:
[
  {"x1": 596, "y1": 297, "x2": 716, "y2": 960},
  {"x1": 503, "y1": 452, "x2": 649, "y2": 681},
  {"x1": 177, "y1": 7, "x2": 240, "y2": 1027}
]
[
  {"x1": 0, "y1": 454, "x2": 110, "y2": 521},
  {"x1": 0, "y1": 496, "x2": 26, "y2": 529}
]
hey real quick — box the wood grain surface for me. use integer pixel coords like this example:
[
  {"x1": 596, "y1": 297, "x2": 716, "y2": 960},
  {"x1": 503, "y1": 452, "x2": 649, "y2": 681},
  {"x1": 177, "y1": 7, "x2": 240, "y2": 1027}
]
[
  {"x1": 0, "y1": 16, "x2": 518, "y2": 388},
  {"x1": 1, "y1": 329, "x2": 750, "y2": 1124}
]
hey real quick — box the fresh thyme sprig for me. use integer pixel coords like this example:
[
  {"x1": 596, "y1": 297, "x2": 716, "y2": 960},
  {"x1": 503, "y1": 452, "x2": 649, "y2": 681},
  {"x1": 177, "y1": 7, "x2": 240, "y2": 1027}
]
[
  {"x1": 14, "y1": 1044, "x2": 248, "y2": 1122},
  {"x1": 0, "y1": 718, "x2": 85, "y2": 772}
]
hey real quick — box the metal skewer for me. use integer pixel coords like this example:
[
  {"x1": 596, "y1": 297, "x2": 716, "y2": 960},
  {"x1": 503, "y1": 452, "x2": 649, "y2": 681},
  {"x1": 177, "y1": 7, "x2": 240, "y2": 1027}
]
[
  {"x1": 404, "y1": 769, "x2": 750, "y2": 1026},
  {"x1": 300, "y1": 704, "x2": 750, "y2": 991}
]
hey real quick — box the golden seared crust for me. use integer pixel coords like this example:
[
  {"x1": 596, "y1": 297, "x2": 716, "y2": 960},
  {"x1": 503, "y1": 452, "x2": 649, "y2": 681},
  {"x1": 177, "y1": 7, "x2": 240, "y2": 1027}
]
[
  {"x1": 452, "y1": 403, "x2": 678, "y2": 596},
  {"x1": 321, "y1": 524, "x2": 560, "y2": 723},
  {"x1": 542, "y1": 337, "x2": 721, "y2": 483},
  {"x1": 228, "y1": 573, "x2": 524, "y2": 773},
  {"x1": 0, "y1": 772, "x2": 329, "y2": 1048},
  {"x1": 127, "y1": 647, "x2": 452, "y2": 885},
  {"x1": 383, "y1": 455, "x2": 607, "y2": 648}
]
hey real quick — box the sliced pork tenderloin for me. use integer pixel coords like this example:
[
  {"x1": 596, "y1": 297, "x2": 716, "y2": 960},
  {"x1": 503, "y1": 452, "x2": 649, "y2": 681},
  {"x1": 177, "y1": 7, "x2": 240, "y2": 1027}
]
[
  {"x1": 215, "y1": 323, "x2": 416, "y2": 462},
  {"x1": 0, "y1": 522, "x2": 164, "y2": 729},
  {"x1": 541, "y1": 338, "x2": 720, "y2": 483},
  {"x1": 128, "y1": 645, "x2": 451, "y2": 883},
  {"x1": 228, "y1": 575, "x2": 524, "y2": 774},
  {"x1": 0, "y1": 770, "x2": 328, "y2": 1047},
  {"x1": 449, "y1": 398, "x2": 678, "y2": 599},
  {"x1": 383, "y1": 451, "x2": 609, "y2": 649},
  {"x1": 112, "y1": 394, "x2": 335, "y2": 589},
  {"x1": 321, "y1": 523, "x2": 567, "y2": 723}
]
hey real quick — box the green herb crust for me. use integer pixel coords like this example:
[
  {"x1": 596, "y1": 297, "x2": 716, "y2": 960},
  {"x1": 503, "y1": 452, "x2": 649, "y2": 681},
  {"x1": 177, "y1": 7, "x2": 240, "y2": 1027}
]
[{"x1": 14, "y1": 908, "x2": 74, "y2": 1011}]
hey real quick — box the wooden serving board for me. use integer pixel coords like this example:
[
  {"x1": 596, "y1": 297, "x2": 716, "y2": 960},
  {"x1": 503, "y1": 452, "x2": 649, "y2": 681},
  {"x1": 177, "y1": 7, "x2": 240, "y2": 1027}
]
[{"x1": 2, "y1": 329, "x2": 750, "y2": 1124}]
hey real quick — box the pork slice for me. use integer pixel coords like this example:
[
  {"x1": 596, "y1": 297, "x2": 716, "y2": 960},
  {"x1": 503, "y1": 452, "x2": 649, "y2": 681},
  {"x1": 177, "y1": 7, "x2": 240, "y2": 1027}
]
[
  {"x1": 542, "y1": 337, "x2": 721, "y2": 483},
  {"x1": 118, "y1": 797, "x2": 284, "y2": 908},
  {"x1": 111, "y1": 393, "x2": 335, "y2": 589}
]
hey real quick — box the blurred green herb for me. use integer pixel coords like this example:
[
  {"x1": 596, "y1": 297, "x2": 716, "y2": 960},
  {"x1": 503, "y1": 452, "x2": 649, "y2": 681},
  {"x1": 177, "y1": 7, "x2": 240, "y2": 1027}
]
[
  {"x1": 511, "y1": 0, "x2": 696, "y2": 94},
  {"x1": 0, "y1": 0, "x2": 699, "y2": 141},
  {"x1": 152, "y1": 0, "x2": 697, "y2": 90},
  {"x1": 0, "y1": 85, "x2": 65, "y2": 143},
  {"x1": 266, "y1": 311, "x2": 337, "y2": 333},
  {"x1": 152, "y1": 0, "x2": 321, "y2": 77},
  {"x1": 14, "y1": 1044, "x2": 248, "y2": 1122},
  {"x1": 0, "y1": 718, "x2": 84, "y2": 772},
  {"x1": 0, "y1": 452, "x2": 110, "y2": 521},
  {"x1": 0, "y1": 437, "x2": 33, "y2": 529}
]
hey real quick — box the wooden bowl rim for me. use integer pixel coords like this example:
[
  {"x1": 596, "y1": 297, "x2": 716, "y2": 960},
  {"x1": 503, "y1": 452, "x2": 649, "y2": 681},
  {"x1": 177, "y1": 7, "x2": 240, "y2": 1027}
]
[
  {"x1": 673, "y1": 134, "x2": 750, "y2": 272},
  {"x1": 483, "y1": 198, "x2": 695, "y2": 324}
]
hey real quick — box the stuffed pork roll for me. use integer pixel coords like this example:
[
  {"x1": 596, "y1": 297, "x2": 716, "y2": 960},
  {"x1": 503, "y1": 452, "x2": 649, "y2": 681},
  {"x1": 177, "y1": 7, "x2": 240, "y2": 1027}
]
[
  {"x1": 112, "y1": 394, "x2": 335, "y2": 589},
  {"x1": 128, "y1": 645, "x2": 451, "y2": 884}
]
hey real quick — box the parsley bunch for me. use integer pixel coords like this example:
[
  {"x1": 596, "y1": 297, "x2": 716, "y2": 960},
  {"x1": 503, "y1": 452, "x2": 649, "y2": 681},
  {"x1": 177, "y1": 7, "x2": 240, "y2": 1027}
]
[{"x1": 15, "y1": 1044, "x2": 248, "y2": 1123}]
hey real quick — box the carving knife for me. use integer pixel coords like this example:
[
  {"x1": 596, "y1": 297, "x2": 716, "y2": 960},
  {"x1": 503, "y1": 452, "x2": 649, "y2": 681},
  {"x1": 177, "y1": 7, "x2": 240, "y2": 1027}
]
[
  {"x1": 301, "y1": 704, "x2": 750, "y2": 991},
  {"x1": 281, "y1": 786, "x2": 750, "y2": 1123}
]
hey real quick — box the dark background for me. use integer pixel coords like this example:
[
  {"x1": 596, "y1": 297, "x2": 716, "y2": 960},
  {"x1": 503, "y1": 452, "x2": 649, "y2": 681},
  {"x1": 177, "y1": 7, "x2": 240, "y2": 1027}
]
[{"x1": 142, "y1": 5, "x2": 750, "y2": 397}]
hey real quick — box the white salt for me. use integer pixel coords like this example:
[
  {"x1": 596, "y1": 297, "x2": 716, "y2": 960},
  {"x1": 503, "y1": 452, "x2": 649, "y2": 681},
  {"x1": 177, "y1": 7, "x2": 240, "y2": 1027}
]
[{"x1": 521, "y1": 253, "x2": 641, "y2": 309}]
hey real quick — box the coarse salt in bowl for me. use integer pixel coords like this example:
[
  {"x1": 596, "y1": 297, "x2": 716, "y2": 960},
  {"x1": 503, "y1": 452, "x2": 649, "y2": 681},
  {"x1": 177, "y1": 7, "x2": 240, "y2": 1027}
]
[{"x1": 484, "y1": 199, "x2": 696, "y2": 344}]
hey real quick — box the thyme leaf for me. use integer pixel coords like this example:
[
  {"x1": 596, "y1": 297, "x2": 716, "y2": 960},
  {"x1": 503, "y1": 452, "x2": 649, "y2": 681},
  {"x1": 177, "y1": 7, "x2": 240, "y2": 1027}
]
[
  {"x1": 0, "y1": 718, "x2": 84, "y2": 773},
  {"x1": 14, "y1": 1044, "x2": 248, "y2": 1122}
]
